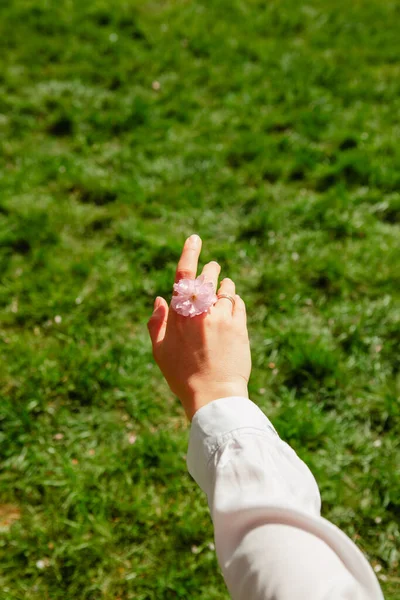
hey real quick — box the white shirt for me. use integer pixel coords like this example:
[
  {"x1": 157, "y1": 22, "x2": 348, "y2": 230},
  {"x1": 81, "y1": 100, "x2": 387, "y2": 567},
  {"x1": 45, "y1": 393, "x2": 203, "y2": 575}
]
[{"x1": 187, "y1": 397, "x2": 384, "y2": 600}]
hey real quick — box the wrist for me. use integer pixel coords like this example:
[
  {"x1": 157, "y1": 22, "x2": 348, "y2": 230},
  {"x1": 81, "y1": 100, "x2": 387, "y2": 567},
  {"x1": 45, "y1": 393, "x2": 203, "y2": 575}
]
[{"x1": 183, "y1": 381, "x2": 249, "y2": 421}]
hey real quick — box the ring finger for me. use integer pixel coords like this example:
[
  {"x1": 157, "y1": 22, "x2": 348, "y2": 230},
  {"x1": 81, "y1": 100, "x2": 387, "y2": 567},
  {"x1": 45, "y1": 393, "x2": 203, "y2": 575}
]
[{"x1": 215, "y1": 278, "x2": 236, "y2": 314}]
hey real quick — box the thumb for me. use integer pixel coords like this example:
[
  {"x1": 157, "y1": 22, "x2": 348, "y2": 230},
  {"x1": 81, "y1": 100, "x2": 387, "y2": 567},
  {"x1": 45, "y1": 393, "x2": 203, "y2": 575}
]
[{"x1": 147, "y1": 296, "x2": 169, "y2": 347}]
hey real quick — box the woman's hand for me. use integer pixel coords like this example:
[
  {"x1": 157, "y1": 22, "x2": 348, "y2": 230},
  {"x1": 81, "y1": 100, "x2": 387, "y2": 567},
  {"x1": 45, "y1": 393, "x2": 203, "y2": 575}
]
[{"x1": 147, "y1": 234, "x2": 252, "y2": 420}]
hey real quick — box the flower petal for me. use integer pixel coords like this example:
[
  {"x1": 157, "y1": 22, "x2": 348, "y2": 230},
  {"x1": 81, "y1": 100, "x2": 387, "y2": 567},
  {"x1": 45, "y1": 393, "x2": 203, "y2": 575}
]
[{"x1": 171, "y1": 274, "x2": 217, "y2": 317}]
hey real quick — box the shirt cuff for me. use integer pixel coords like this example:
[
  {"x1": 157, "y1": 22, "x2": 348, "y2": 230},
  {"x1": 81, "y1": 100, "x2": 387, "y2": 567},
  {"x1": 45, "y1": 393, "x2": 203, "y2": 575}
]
[{"x1": 187, "y1": 396, "x2": 278, "y2": 492}]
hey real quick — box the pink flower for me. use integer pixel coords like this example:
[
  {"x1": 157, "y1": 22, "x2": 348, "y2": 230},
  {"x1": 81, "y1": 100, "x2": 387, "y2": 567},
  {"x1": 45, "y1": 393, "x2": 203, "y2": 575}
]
[{"x1": 171, "y1": 274, "x2": 218, "y2": 317}]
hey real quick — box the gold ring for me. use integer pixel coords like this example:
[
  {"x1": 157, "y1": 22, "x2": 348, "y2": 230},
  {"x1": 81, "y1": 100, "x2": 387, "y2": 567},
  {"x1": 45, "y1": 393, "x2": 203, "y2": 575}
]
[{"x1": 217, "y1": 294, "x2": 236, "y2": 308}]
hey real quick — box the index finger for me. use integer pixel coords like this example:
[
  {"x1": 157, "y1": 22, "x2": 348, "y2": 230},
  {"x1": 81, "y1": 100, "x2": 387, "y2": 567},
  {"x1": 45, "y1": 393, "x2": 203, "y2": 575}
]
[{"x1": 174, "y1": 234, "x2": 202, "y2": 283}]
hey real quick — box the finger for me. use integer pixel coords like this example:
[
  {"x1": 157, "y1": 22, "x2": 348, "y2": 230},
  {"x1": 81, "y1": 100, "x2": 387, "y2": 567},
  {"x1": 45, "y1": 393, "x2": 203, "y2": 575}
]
[
  {"x1": 233, "y1": 294, "x2": 247, "y2": 328},
  {"x1": 200, "y1": 261, "x2": 221, "y2": 291},
  {"x1": 174, "y1": 234, "x2": 202, "y2": 284},
  {"x1": 147, "y1": 296, "x2": 169, "y2": 347},
  {"x1": 214, "y1": 278, "x2": 236, "y2": 315}
]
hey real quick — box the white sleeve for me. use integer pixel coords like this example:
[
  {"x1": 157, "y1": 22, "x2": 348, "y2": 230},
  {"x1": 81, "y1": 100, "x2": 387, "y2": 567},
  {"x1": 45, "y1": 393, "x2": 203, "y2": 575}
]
[{"x1": 186, "y1": 397, "x2": 383, "y2": 600}]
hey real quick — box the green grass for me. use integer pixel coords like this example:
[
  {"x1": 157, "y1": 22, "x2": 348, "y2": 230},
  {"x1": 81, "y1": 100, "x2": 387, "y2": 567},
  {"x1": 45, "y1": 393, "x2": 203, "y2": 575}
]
[{"x1": 0, "y1": 0, "x2": 399, "y2": 598}]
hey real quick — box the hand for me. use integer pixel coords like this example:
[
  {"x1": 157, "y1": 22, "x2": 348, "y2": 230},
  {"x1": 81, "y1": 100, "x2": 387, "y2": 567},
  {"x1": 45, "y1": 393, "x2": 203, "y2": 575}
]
[{"x1": 147, "y1": 234, "x2": 252, "y2": 420}]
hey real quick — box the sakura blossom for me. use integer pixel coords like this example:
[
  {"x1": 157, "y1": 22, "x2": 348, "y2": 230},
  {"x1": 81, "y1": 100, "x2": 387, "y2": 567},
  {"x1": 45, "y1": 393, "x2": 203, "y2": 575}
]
[{"x1": 171, "y1": 274, "x2": 218, "y2": 317}]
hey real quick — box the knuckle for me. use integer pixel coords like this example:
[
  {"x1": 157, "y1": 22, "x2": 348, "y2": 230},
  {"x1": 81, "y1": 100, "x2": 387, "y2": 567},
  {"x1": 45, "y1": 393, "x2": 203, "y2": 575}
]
[
  {"x1": 238, "y1": 326, "x2": 249, "y2": 338},
  {"x1": 218, "y1": 312, "x2": 232, "y2": 325},
  {"x1": 204, "y1": 316, "x2": 214, "y2": 329}
]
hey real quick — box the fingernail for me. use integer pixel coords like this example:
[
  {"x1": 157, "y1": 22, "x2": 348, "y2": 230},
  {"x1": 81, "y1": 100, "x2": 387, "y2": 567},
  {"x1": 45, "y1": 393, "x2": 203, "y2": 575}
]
[
  {"x1": 188, "y1": 234, "x2": 200, "y2": 246},
  {"x1": 154, "y1": 297, "x2": 161, "y2": 309}
]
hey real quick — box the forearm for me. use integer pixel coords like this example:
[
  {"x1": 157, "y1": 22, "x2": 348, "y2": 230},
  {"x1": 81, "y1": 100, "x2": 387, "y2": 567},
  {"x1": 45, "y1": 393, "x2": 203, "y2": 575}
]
[
  {"x1": 187, "y1": 397, "x2": 383, "y2": 600},
  {"x1": 219, "y1": 523, "x2": 367, "y2": 600}
]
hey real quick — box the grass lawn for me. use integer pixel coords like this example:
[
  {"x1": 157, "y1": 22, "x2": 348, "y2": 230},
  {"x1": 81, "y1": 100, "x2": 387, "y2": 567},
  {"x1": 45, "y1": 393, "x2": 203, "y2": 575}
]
[{"x1": 0, "y1": 0, "x2": 399, "y2": 598}]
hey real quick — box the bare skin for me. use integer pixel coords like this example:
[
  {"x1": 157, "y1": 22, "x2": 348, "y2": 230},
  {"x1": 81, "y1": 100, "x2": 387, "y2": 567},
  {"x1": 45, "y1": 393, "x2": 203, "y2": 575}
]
[{"x1": 147, "y1": 234, "x2": 252, "y2": 420}]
